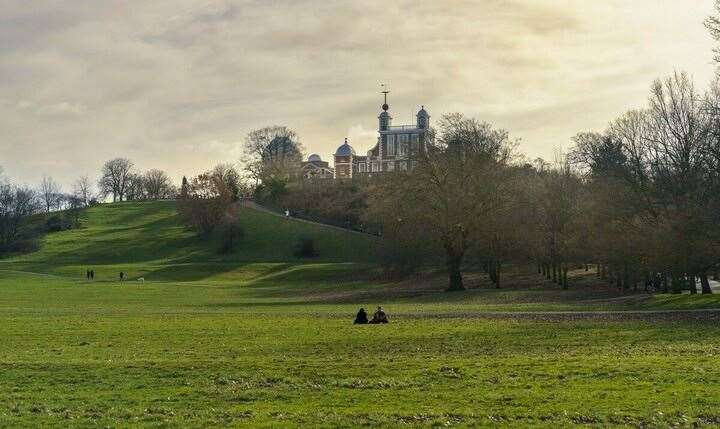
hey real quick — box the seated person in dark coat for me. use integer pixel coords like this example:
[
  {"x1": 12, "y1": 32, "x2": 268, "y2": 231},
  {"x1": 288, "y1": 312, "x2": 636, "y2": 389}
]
[
  {"x1": 369, "y1": 306, "x2": 389, "y2": 324},
  {"x1": 354, "y1": 308, "x2": 369, "y2": 324}
]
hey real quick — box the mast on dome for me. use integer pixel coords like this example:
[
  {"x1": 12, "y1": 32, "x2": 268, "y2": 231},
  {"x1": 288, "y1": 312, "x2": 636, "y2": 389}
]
[{"x1": 380, "y1": 83, "x2": 390, "y2": 111}]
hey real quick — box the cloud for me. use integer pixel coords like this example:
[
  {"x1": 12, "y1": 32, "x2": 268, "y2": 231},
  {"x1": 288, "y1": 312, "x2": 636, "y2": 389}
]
[
  {"x1": 37, "y1": 102, "x2": 87, "y2": 116},
  {"x1": 0, "y1": 0, "x2": 716, "y2": 187},
  {"x1": 346, "y1": 124, "x2": 377, "y2": 153}
]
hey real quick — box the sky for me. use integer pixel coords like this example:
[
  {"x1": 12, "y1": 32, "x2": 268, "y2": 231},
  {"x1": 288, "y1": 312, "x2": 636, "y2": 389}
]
[{"x1": 1, "y1": 0, "x2": 718, "y2": 189}]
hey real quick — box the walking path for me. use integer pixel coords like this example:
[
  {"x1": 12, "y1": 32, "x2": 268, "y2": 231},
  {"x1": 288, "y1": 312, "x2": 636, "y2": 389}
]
[
  {"x1": 399, "y1": 308, "x2": 720, "y2": 322},
  {"x1": 239, "y1": 200, "x2": 378, "y2": 237}
]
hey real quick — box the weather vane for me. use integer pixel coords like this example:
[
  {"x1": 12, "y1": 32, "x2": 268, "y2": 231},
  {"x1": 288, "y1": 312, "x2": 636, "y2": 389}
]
[{"x1": 380, "y1": 83, "x2": 390, "y2": 111}]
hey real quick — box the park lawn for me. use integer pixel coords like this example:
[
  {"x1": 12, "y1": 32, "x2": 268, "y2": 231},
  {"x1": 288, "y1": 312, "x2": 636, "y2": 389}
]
[
  {"x1": 1, "y1": 270, "x2": 720, "y2": 428},
  {"x1": 3, "y1": 201, "x2": 720, "y2": 427}
]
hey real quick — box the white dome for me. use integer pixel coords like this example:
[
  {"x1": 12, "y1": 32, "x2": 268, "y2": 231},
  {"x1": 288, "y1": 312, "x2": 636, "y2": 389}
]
[{"x1": 308, "y1": 154, "x2": 322, "y2": 162}]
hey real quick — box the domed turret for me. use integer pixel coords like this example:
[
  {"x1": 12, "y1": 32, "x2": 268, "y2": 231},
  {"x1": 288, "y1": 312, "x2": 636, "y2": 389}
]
[
  {"x1": 379, "y1": 88, "x2": 393, "y2": 131},
  {"x1": 416, "y1": 105, "x2": 430, "y2": 129},
  {"x1": 379, "y1": 110, "x2": 392, "y2": 131},
  {"x1": 308, "y1": 154, "x2": 322, "y2": 163},
  {"x1": 334, "y1": 138, "x2": 356, "y2": 157}
]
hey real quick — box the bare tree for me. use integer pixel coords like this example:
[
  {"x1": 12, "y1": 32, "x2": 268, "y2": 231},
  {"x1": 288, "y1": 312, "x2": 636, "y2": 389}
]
[
  {"x1": 706, "y1": 1, "x2": 720, "y2": 64},
  {"x1": 143, "y1": 169, "x2": 176, "y2": 200},
  {"x1": 211, "y1": 163, "x2": 243, "y2": 201},
  {"x1": 72, "y1": 176, "x2": 94, "y2": 207},
  {"x1": 367, "y1": 113, "x2": 517, "y2": 291},
  {"x1": 39, "y1": 176, "x2": 62, "y2": 213},
  {"x1": 98, "y1": 158, "x2": 134, "y2": 202},
  {"x1": 0, "y1": 183, "x2": 40, "y2": 252},
  {"x1": 125, "y1": 173, "x2": 146, "y2": 201},
  {"x1": 177, "y1": 170, "x2": 235, "y2": 234},
  {"x1": 242, "y1": 126, "x2": 304, "y2": 184}
]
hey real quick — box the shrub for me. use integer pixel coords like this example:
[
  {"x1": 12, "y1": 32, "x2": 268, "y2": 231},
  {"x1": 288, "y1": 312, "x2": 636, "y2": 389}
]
[
  {"x1": 177, "y1": 172, "x2": 234, "y2": 235},
  {"x1": 45, "y1": 215, "x2": 71, "y2": 232},
  {"x1": 294, "y1": 235, "x2": 318, "y2": 258},
  {"x1": 217, "y1": 220, "x2": 244, "y2": 254}
]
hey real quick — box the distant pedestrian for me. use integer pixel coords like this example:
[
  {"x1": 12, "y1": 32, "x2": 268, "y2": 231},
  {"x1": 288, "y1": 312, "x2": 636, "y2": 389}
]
[
  {"x1": 86, "y1": 270, "x2": 90, "y2": 280},
  {"x1": 119, "y1": 271, "x2": 125, "y2": 282},
  {"x1": 285, "y1": 209, "x2": 290, "y2": 217},
  {"x1": 90, "y1": 270, "x2": 95, "y2": 280}
]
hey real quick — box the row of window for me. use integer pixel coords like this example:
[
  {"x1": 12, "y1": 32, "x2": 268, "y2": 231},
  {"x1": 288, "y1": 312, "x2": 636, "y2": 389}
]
[
  {"x1": 304, "y1": 169, "x2": 332, "y2": 178},
  {"x1": 385, "y1": 134, "x2": 420, "y2": 156},
  {"x1": 358, "y1": 160, "x2": 418, "y2": 173}
]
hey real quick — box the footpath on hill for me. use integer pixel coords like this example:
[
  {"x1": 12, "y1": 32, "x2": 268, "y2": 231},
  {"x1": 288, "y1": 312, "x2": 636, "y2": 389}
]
[{"x1": 239, "y1": 200, "x2": 376, "y2": 237}]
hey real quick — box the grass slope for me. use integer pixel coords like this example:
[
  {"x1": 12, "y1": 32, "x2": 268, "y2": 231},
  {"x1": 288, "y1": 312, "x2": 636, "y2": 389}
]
[
  {"x1": 2, "y1": 202, "x2": 720, "y2": 427},
  {"x1": 2, "y1": 200, "x2": 376, "y2": 281}
]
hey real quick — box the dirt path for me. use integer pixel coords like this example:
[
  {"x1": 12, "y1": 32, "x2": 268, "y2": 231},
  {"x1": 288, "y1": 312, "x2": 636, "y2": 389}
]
[{"x1": 396, "y1": 308, "x2": 720, "y2": 322}]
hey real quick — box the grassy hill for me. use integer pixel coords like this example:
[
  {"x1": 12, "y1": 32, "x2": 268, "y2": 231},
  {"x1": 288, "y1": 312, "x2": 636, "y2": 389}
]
[
  {"x1": 2, "y1": 201, "x2": 720, "y2": 427},
  {"x1": 3, "y1": 200, "x2": 377, "y2": 281}
]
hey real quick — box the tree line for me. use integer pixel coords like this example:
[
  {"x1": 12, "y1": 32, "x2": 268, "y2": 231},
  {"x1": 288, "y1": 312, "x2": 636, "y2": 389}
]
[
  {"x1": 5, "y1": 72, "x2": 720, "y2": 294},
  {"x1": 366, "y1": 72, "x2": 720, "y2": 293},
  {"x1": 0, "y1": 158, "x2": 179, "y2": 254}
]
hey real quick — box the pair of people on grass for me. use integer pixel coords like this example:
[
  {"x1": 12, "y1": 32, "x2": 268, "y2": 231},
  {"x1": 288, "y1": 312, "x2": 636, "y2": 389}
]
[{"x1": 354, "y1": 306, "x2": 389, "y2": 324}]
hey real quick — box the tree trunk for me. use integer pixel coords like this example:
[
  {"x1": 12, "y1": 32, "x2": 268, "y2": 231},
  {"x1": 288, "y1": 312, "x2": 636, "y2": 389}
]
[
  {"x1": 537, "y1": 263, "x2": 542, "y2": 275},
  {"x1": 688, "y1": 273, "x2": 698, "y2": 295},
  {"x1": 495, "y1": 262, "x2": 502, "y2": 289},
  {"x1": 584, "y1": 264, "x2": 589, "y2": 272},
  {"x1": 670, "y1": 271, "x2": 682, "y2": 294},
  {"x1": 661, "y1": 272, "x2": 668, "y2": 294},
  {"x1": 545, "y1": 263, "x2": 551, "y2": 280},
  {"x1": 701, "y1": 272, "x2": 712, "y2": 294},
  {"x1": 552, "y1": 263, "x2": 558, "y2": 284},
  {"x1": 446, "y1": 254, "x2": 464, "y2": 291},
  {"x1": 562, "y1": 265, "x2": 569, "y2": 290}
]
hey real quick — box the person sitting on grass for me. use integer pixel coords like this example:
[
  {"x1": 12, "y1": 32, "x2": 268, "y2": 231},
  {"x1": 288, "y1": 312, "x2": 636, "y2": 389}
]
[
  {"x1": 369, "y1": 306, "x2": 389, "y2": 324},
  {"x1": 354, "y1": 308, "x2": 369, "y2": 324}
]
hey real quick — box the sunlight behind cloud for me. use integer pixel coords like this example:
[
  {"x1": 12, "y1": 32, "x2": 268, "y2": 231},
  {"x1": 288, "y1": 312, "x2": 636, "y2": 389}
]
[{"x1": 0, "y1": 0, "x2": 716, "y2": 186}]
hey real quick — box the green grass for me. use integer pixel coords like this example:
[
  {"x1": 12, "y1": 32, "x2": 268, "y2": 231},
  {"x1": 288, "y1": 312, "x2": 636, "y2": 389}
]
[{"x1": 1, "y1": 201, "x2": 720, "y2": 427}]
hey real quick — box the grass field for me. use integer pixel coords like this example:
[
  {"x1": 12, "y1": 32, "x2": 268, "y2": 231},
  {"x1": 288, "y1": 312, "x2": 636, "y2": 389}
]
[{"x1": 2, "y1": 201, "x2": 720, "y2": 427}]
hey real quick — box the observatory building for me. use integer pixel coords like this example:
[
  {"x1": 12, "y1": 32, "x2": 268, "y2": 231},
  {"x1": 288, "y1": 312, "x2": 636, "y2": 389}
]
[{"x1": 333, "y1": 94, "x2": 430, "y2": 179}]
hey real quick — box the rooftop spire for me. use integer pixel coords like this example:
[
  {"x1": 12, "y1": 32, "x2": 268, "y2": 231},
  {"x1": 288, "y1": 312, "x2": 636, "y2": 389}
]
[{"x1": 380, "y1": 83, "x2": 390, "y2": 111}]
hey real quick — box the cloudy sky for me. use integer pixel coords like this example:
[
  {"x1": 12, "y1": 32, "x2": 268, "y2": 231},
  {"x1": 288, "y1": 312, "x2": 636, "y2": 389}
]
[{"x1": 1, "y1": 0, "x2": 717, "y2": 188}]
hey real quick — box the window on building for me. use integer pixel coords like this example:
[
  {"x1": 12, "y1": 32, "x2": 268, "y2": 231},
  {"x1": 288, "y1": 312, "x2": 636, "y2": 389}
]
[
  {"x1": 387, "y1": 136, "x2": 396, "y2": 156},
  {"x1": 398, "y1": 134, "x2": 409, "y2": 156},
  {"x1": 385, "y1": 135, "x2": 395, "y2": 156},
  {"x1": 398, "y1": 161, "x2": 407, "y2": 171},
  {"x1": 385, "y1": 162, "x2": 395, "y2": 172},
  {"x1": 359, "y1": 163, "x2": 366, "y2": 172},
  {"x1": 411, "y1": 134, "x2": 420, "y2": 152}
]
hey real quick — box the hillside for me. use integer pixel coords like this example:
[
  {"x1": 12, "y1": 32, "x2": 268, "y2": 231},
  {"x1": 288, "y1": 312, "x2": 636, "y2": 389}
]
[{"x1": 2, "y1": 200, "x2": 377, "y2": 281}]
